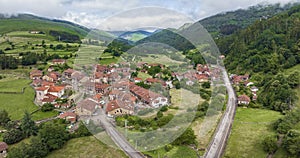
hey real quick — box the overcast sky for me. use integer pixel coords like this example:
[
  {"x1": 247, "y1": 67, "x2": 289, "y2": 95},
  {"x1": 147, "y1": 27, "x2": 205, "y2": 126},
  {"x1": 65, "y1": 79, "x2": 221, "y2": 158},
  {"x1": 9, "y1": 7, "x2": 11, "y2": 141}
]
[{"x1": 0, "y1": 0, "x2": 299, "y2": 30}]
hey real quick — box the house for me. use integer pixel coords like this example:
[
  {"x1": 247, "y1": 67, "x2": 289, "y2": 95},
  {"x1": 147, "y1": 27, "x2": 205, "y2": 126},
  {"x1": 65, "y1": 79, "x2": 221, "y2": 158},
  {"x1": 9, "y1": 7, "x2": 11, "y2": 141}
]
[
  {"x1": 75, "y1": 98, "x2": 99, "y2": 116},
  {"x1": 238, "y1": 95, "x2": 251, "y2": 105},
  {"x1": 145, "y1": 78, "x2": 166, "y2": 86},
  {"x1": 29, "y1": 30, "x2": 41, "y2": 34},
  {"x1": 91, "y1": 93, "x2": 104, "y2": 105},
  {"x1": 55, "y1": 103, "x2": 71, "y2": 109},
  {"x1": 106, "y1": 100, "x2": 134, "y2": 117},
  {"x1": 252, "y1": 95, "x2": 258, "y2": 101},
  {"x1": 232, "y1": 74, "x2": 249, "y2": 84},
  {"x1": 0, "y1": 142, "x2": 8, "y2": 155},
  {"x1": 52, "y1": 59, "x2": 66, "y2": 65},
  {"x1": 95, "y1": 83, "x2": 110, "y2": 94},
  {"x1": 63, "y1": 68, "x2": 75, "y2": 78},
  {"x1": 35, "y1": 85, "x2": 65, "y2": 104},
  {"x1": 129, "y1": 84, "x2": 168, "y2": 108},
  {"x1": 196, "y1": 64, "x2": 209, "y2": 73},
  {"x1": 36, "y1": 86, "x2": 50, "y2": 101},
  {"x1": 133, "y1": 77, "x2": 143, "y2": 83},
  {"x1": 250, "y1": 86, "x2": 259, "y2": 93},
  {"x1": 244, "y1": 81, "x2": 254, "y2": 87},
  {"x1": 47, "y1": 86, "x2": 65, "y2": 97},
  {"x1": 41, "y1": 94, "x2": 58, "y2": 105},
  {"x1": 195, "y1": 74, "x2": 209, "y2": 83},
  {"x1": 59, "y1": 112, "x2": 77, "y2": 123},
  {"x1": 47, "y1": 66, "x2": 54, "y2": 72},
  {"x1": 42, "y1": 72, "x2": 60, "y2": 82},
  {"x1": 30, "y1": 69, "x2": 43, "y2": 80}
]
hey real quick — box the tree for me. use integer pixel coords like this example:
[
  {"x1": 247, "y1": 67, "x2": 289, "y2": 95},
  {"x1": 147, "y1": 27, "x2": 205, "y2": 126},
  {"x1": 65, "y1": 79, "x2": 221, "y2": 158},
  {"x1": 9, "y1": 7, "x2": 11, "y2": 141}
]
[
  {"x1": 7, "y1": 142, "x2": 30, "y2": 158},
  {"x1": 283, "y1": 130, "x2": 300, "y2": 156},
  {"x1": 262, "y1": 135, "x2": 278, "y2": 153},
  {"x1": 27, "y1": 137, "x2": 49, "y2": 158},
  {"x1": 20, "y1": 111, "x2": 38, "y2": 137},
  {"x1": 172, "y1": 127, "x2": 196, "y2": 145},
  {"x1": 41, "y1": 103, "x2": 54, "y2": 112},
  {"x1": 0, "y1": 109, "x2": 10, "y2": 126},
  {"x1": 39, "y1": 123, "x2": 69, "y2": 151},
  {"x1": 3, "y1": 129, "x2": 24, "y2": 144},
  {"x1": 72, "y1": 122, "x2": 91, "y2": 138},
  {"x1": 202, "y1": 81, "x2": 211, "y2": 89}
]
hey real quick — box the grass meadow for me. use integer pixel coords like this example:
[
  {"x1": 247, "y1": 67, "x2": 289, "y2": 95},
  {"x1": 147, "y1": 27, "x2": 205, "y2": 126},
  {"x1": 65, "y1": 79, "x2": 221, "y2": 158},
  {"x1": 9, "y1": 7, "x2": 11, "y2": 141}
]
[{"x1": 224, "y1": 108, "x2": 282, "y2": 158}]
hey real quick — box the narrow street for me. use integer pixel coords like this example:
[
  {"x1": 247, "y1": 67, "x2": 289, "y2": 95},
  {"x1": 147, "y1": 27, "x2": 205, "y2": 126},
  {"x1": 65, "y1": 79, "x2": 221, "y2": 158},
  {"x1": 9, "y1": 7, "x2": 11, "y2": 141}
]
[{"x1": 90, "y1": 109, "x2": 144, "y2": 158}]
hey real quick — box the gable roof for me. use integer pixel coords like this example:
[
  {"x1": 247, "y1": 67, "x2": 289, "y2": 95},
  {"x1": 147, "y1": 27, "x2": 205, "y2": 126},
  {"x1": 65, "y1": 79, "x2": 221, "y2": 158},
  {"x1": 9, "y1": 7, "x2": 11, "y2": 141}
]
[
  {"x1": 0, "y1": 142, "x2": 8, "y2": 152},
  {"x1": 76, "y1": 98, "x2": 98, "y2": 112},
  {"x1": 59, "y1": 112, "x2": 76, "y2": 119},
  {"x1": 48, "y1": 86, "x2": 65, "y2": 93},
  {"x1": 238, "y1": 95, "x2": 251, "y2": 102}
]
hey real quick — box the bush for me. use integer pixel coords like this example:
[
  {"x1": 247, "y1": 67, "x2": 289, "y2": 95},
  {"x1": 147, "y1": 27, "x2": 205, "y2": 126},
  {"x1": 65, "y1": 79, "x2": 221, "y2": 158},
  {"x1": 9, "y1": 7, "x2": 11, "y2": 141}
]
[
  {"x1": 262, "y1": 135, "x2": 278, "y2": 153},
  {"x1": 3, "y1": 129, "x2": 24, "y2": 144},
  {"x1": 41, "y1": 103, "x2": 55, "y2": 112}
]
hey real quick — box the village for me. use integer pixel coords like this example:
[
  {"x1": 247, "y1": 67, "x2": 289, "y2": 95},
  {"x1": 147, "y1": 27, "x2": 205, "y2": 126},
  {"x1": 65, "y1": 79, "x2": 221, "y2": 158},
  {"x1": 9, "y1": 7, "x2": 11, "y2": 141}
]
[{"x1": 28, "y1": 59, "x2": 217, "y2": 128}]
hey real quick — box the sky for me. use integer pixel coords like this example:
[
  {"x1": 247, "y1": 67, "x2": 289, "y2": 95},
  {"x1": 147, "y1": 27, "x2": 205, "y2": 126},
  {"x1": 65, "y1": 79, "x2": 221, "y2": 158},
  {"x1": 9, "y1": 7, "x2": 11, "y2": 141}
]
[{"x1": 0, "y1": 0, "x2": 299, "y2": 30}]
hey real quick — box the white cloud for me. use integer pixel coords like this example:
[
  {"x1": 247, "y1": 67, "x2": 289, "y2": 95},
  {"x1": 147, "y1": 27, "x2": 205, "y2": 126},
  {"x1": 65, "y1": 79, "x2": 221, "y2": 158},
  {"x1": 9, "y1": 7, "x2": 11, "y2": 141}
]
[{"x1": 0, "y1": 0, "x2": 299, "y2": 29}]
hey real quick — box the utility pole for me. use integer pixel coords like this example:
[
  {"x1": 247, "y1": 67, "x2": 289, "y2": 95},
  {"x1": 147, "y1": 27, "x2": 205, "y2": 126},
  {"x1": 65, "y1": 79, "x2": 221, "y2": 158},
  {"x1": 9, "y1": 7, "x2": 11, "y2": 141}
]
[{"x1": 58, "y1": 35, "x2": 61, "y2": 42}]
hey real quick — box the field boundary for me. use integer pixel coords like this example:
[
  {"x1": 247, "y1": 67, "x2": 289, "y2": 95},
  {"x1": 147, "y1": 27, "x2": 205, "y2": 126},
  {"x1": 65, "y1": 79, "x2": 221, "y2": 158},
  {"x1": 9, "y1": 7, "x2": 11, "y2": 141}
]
[{"x1": 0, "y1": 86, "x2": 27, "y2": 94}]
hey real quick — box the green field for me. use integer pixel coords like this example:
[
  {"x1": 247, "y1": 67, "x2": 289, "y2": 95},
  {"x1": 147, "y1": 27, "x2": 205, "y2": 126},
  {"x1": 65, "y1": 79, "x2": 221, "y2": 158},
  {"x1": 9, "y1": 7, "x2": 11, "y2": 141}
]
[
  {"x1": 0, "y1": 79, "x2": 31, "y2": 92},
  {"x1": 224, "y1": 108, "x2": 282, "y2": 158},
  {"x1": 31, "y1": 110, "x2": 59, "y2": 121},
  {"x1": 0, "y1": 16, "x2": 88, "y2": 37},
  {"x1": 0, "y1": 79, "x2": 38, "y2": 120},
  {"x1": 137, "y1": 72, "x2": 151, "y2": 80},
  {"x1": 47, "y1": 136, "x2": 127, "y2": 158}
]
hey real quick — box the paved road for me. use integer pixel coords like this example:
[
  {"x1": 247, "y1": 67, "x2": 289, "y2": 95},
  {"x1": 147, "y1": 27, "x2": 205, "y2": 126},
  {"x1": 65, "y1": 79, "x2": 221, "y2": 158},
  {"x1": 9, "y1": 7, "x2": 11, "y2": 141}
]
[
  {"x1": 90, "y1": 110, "x2": 144, "y2": 158},
  {"x1": 204, "y1": 66, "x2": 237, "y2": 158}
]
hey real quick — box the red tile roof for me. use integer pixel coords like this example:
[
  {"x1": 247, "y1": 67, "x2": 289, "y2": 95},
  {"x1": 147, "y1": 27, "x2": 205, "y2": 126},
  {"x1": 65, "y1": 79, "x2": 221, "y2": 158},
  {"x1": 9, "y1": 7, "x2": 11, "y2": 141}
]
[
  {"x1": 59, "y1": 112, "x2": 76, "y2": 119},
  {"x1": 48, "y1": 86, "x2": 65, "y2": 93},
  {"x1": 36, "y1": 86, "x2": 49, "y2": 91},
  {"x1": 238, "y1": 95, "x2": 251, "y2": 102},
  {"x1": 42, "y1": 94, "x2": 58, "y2": 103},
  {"x1": 0, "y1": 142, "x2": 8, "y2": 152}
]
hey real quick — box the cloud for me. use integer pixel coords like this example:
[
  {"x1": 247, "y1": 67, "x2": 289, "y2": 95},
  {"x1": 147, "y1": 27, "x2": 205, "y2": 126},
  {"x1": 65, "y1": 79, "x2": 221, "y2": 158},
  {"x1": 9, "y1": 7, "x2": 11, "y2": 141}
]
[
  {"x1": 0, "y1": 0, "x2": 65, "y2": 18},
  {"x1": 0, "y1": 0, "x2": 299, "y2": 29}
]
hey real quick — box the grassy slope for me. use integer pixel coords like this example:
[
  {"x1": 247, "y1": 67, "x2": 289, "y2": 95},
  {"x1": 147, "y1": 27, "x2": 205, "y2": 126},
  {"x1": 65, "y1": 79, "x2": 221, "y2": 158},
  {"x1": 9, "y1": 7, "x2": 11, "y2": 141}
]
[
  {"x1": 0, "y1": 16, "x2": 88, "y2": 38},
  {"x1": 0, "y1": 78, "x2": 38, "y2": 120},
  {"x1": 47, "y1": 136, "x2": 128, "y2": 158},
  {"x1": 224, "y1": 108, "x2": 282, "y2": 158}
]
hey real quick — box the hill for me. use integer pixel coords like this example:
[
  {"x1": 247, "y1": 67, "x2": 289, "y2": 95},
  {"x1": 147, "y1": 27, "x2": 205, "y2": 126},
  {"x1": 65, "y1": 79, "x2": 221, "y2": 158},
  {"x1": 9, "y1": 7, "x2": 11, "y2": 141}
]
[
  {"x1": 0, "y1": 14, "x2": 90, "y2": 40},
  {"x1": 119, "y1": 30, "x2": 152, "y2": 42},
  {"x1": 199, "y1": 3, "x2": 296, "y2": 37},
  {"x1": 217, "y1": 4, "x2": 300, "y2": 112}
]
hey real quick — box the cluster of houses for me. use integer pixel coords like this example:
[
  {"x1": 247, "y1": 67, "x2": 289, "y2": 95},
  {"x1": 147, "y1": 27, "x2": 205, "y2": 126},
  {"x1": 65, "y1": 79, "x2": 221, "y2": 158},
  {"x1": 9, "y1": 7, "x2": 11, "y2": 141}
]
[
  {"x1": 73, "y1": 62, "x2": 170, "y2": 118},
  {"x1": 174, "y1": 64, "x2": 220, "y2": 86},
  {"x1": 30, "y1": 61, "x2": 173, "y2": 121},
  {"x1": 30, "y1": 60, "x2": 219, "y2": 123},
  {"x1": 230, "y1": 74, "x2": 259, "y2": 105}
]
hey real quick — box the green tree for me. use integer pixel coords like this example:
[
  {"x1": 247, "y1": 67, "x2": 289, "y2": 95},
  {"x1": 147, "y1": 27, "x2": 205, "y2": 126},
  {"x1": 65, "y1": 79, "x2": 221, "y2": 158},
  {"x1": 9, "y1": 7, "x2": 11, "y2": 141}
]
[
  {"x1": 41, "y1": 103, "x2": 55, "y2": 112},
  {"x1": 0, "y1": 109, "x2": 10, "y2": 126},
  {"x1": 20, "y1": 111, "x2": 38, "y2": 137},
  {"x1": 172, "y1": 127, "x2": 196, "y2": 145},
  {"x1": 3, "y1": 129, "x2": 24, "y2": 144},
  {"x1": 39, "y1": 123, "x2": 69, "y2": 151},
  {"x1": 7, "y1": 142, "x2": 30, "y2": 158},
  {"x1": 27, "y1": 137, "x2": 49, "y2": 158},
  {"x1": 262, "y1": 135, "x2": 278, "y2": 153}
]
